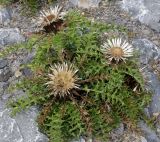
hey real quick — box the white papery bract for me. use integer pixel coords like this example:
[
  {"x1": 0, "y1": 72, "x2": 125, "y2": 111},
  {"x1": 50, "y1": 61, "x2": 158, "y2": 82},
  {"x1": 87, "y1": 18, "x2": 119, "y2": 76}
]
[
  {"x1": 101, "y1": 38, "x2": 133, "y2": 63},
  {"x1": 37, "y1": 5, "x2": 66, "y2": 27},
  {"x1": 46, "y1": 63, "x2": 79, "y2": 97}
]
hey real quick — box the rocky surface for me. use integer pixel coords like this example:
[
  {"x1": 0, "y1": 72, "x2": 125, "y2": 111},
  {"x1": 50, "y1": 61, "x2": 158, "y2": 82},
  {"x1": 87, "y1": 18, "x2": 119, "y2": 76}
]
[
  {"x1": 0, "y1": 4, "x2": 48, "y2": 142},
  {"x1": 0, "y1": 0, "x2": 160, "y2": 142},
  {"x1": 121, "y1": 0, "x2": 160, "y2": 32},
  {"x1": 132, "y1": 38, "x2": 160, "y2": 142},
  {"x1": 69, "y1": 0, "x2": 101, "y2": 8},
  {"x1": 111, "y1": 38, "x2": 160, "y2": 142},
  {"x1": 0, "y1": 59, "x2": 8, "y2": 69},
  {"x1": 139, "y1": 121, "x2": 160, "y2": 142},
  {"x1": 132, "y1": 39, "x2": 160, "y2": 115},
  {"x1": 0, "y1": 66, "x2": 12, "y2": 82},
  {"x1": 0, "y1": 28, "x2": 25, "y2": 47},
  {"x1": 0, "y1": 7, "x2": 11, "y2": 25},
  {"x1": 0, "y1": 101, "x2": 49, "y2": 142}
]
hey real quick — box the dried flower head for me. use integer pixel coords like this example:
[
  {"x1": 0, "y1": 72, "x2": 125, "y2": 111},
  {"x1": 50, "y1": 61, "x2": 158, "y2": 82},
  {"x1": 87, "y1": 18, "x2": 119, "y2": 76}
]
[
  {"x1": 46, "y1": 63, "x2": 79, "y2": 97},
  {"x1": 101, "y1": 38, "x2": 133, "y2": 63},
  {"x1": 37, "y1": 5, "x2": 66, "y2": 28}
]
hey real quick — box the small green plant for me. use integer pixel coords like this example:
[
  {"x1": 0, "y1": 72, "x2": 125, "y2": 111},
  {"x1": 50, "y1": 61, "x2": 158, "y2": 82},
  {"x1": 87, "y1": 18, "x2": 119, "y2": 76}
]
[
  {"x1": 0, "y1": 0, "x2": 39, "y2": 13},
  {"x1": 0, "y1": 0, "x2": 13, "y2": 5},
  {"x1": 0, "y1": 0, "x2": 56, "y2": 14},
  {"x1": 22, "y1": 0, "x2": 39, "y2": 12},
  {"x1": 8, "y1": 11, "x2": 151, "y2": 142}
]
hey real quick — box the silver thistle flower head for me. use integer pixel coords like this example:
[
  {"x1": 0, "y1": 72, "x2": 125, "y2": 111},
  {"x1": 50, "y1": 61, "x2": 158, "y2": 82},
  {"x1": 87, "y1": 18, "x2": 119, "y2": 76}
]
[
  {"x1": 101, "y1": 38, "x2": 133, "y2": 63},
  {"x1": 46, "y1": 63, "x2": 79, "y2": 97},
  {"x1": 37, "y1": 5, "x2": 66, "y2": 27}
]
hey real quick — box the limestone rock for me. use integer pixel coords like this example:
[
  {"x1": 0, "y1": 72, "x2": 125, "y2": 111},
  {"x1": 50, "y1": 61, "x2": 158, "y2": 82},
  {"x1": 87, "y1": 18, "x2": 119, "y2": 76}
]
[
  {"x1": 69, "y1": 0, "x2": 101, "y2": 8},
  {"x1": 121, "y1": 0, "x2": 160, "y2": 32},
  {"x1": 139, "y1": 121, "x2": 160, "y2": 142},
  {"x1": 0, "y1": 66, "x2": 12, "y2": 82},
  {"x1": 0, "y1": 59, "x2": 8, "y2": 69},
  {"x1": 132, "y1": 39, "x2": 160, "y2": 115},
  {"x1": 109, "y1": 123, "x2": 124, "y2": 141},
  {"x1": 0, "y1": 28, "x2": 25, "y2": 48},
  {"x1": 0, "y1": 101, "x2": 49, "y2": 142},
  {"x1": 21, "y1": 67, "x2": 33, "y2": 77},
  {"x1": 0, "y1": 7, "x2": 11, "y2": 25},
  {"x1": 0, "y1": 82, "x2": 8, "y2": 96}
]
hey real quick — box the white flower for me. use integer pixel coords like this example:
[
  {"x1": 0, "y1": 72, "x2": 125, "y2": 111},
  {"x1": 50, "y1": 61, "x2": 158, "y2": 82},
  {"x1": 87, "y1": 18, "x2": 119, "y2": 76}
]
[
  {"x1": 101, "y1": 38, "x2": 133, "y2": 63},
  {"x1": 46, "y1": 63, "x2": 79, "y2": 97},
  {"x1": 37, "y1": 5, "x2": 66, "y2": 27}
]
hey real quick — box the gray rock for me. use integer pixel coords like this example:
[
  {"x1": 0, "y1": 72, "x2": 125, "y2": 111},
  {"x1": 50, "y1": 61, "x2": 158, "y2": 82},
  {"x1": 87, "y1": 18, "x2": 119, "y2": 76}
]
[
  {"x1": 121, "y1": 0, "x2": 160, "y2": 32},
  {"x1": 21, "y1": 67, "x2": 33, "y2": 77},
  {"x1": 0, "y1": 82, "x2": 8, "y2": 96},
  {"x1": 1, "y1": 90, "x2": 25, "y2": 102},
  {"x1": 9, "y1": 51, "x2": 35, "y2": 73},
  {"x1": 0, "y1": 66, "x2": 12, "y2": 82},
  {"x1": 0, "y1": 28, "x2": 25, "y2": 48},
  {"x1": 156, "y1": 124, "x2": 160, "y2": 137},
  {"x1": 111, "y1": 123, "x2": 124, "y2": 136},
  {"x1": 0, "y1": 7, "x2": 11, "y2": 25},
  {"x1": 71, "y1": 137, "x2": 87, "y2": 142},
  {"x1": 132, "y1": 39, "x2": 160, "y2": 115},
  {"x1": 132, "y1": 38, "x2": 160, "y2": 64},
  {"x1": 109, "y1": 123, "x2": 124, "y2": 142},
  {"x1": 14, "y1": 107, "x2": 49, "y2": 142},
  {"x1": 139, "y1": 121, "x2": 160, "y2": 142},
  {"x1": 147, "y1": 72, "x2": 160, "y2": 115},
  {"x1": 113, "y1": 123, "x2": 124, "y2": 136},
  {"x1": 0, "y1": 59, "x2": 8, "y2": 69},
  {"x1": 0, "y1": 103, "x2": 23, "y2": 142},
  {"x1": 0, "y1": 100, "x2": 49, "y2": 142},
  {"x1": 21, "y1": 51, "x2": 35, "y2": 64},
  {"x1": 69, "y1": 0, "x2": 101, "y2": 8}
]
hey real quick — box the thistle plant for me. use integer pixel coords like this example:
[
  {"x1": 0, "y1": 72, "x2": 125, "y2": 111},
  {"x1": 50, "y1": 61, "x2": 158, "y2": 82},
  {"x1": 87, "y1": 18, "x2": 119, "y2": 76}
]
[
  {"x1": 8, "y1": 11, "x2": 151, "y2": 142},
  {"x1": 36, "y1": 5, "x2": 66, "y2": 33},
  {"x1": 101, "y1": 38, "x2": 133, "y2": 63},
  {"x1": 46, "y1": 63, "x2": 79, "y2": 97}
]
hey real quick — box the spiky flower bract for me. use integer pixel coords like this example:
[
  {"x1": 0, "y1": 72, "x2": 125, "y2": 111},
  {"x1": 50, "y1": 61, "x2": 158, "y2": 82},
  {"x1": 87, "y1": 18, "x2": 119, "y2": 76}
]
[
  {"x1": 37, "y1": 5, "x2": 66, "y2": 28},
  {"x1": 46, "y1": 63, "x2": 79, "y2": 97},
  {"x1": 101, "y1": 38, "x2": 133, "y2": 63}
]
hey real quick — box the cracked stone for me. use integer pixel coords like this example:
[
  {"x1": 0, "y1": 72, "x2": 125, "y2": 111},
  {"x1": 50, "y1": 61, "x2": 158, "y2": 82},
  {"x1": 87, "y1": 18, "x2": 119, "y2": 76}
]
[
  {"x1": 0, "y1": 100, "x2": 49, "y2": 142},
  {"x1": 0, "y1": 59, "x2": 8, "y2": 69},
  {"x1": 132, "y1": 39, "x2": 160, "y2": 115},
  {"x1": 69, "y1": 0, "x2": 101, "y2": 8},
  {"x1": 0, "y1": 82, "x2": 8, "y2": 96},
  {"x1": 0, "y1": 28, "x2": 25, "y2": 48},
  {"x1": 0, "y1": 66, "x2": 12, "y2": 82},
  {"x1": 0, "y1": 107, "x2": 23, "y2": 142},
  {"x1": 121, "y1": 0, "x2": 160, "y2": 32},
  {"x1": 21, "y1": 67, "x2": 33, "y2": 77},
  {"x1": 139, "y1": 121, "x2": 160, "y2": 142},
  {"x1": 109, "y1": 123, "x2": 125, "y2": 141},
  {"x1": 0, "y1": 7, "x2": 11, "y2": 25}
]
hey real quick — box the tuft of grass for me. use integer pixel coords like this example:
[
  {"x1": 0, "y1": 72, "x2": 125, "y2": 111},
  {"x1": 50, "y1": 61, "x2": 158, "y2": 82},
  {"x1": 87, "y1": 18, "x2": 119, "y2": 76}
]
[{"x1": 6, "y1": 11, "x2": 151, "y2": 142}]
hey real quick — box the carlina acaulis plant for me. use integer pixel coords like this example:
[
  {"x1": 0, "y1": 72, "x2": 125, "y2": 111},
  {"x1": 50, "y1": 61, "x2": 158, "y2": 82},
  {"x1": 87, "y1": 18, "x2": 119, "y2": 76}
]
[
  {"x1": 8, "y1": 11, "x2": 152, "y2": 142},
  {"x1": 46, "y1": 63, "x2": 80, "y2": 97},
  {"x1": 101, "y1": 38, "x2": 133, "y2": 64},
  {"x1": 36, "y1": 5, "x2": 66, "y2": 33}
]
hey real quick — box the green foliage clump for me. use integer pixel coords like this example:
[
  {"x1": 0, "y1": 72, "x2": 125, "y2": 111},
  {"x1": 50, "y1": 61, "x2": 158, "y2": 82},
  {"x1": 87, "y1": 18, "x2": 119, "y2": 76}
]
[
  {"x1": 0, "y1": 0, "x2": 13, "y2": 5},
  {"x1": 0, "y1": 0, "x2": 56, "y2": 13},
  {"x1": 8, "y1": 11, "x2": 151, "y2": 142}
]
